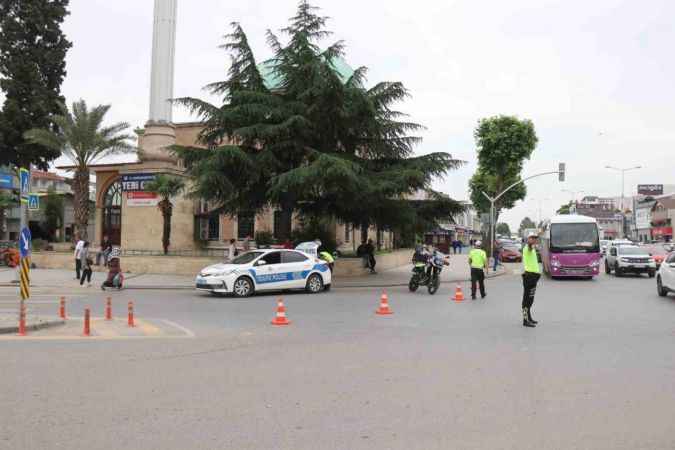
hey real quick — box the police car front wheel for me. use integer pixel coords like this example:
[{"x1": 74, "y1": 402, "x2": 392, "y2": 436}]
[
  {"x1": 233, "y1": 277, "x2": 254, "y2": 298},
  {"x1": 306, "y1": 274, "x2": 324, "y2": 294}
]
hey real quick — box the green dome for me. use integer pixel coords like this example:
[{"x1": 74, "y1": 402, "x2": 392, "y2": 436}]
[{"x1": 258, "y1": 56, "x2": 355, "y2": 90}]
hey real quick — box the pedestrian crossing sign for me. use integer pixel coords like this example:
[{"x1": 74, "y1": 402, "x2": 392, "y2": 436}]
[
  {"x1": 19, "y1": 168, "x2": 30, "y2": 196},
  {"x1": 28, "y1": 194, "x2": 39, "y2": 210}
]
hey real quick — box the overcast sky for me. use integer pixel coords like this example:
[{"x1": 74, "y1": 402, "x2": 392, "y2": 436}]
[{"x1": 52, "y1": 0, "x2": 675, "y2": 230}]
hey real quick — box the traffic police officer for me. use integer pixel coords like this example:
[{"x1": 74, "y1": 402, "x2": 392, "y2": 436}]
[
  {"x1": 468, "y1": 240, "x2": 488, "y2": 300},
  {"x1": 521, "y1": 232, "x2": 541, "y2": 327}
]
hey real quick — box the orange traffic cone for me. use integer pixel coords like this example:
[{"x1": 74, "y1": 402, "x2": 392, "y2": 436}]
[
  {"x1": 375, "y1": 292, "x2": 393, "y2": 315},
  {"x1": 453, "y1": 284, "x2": 465, "y2": 302},
  {"x1": 271, "y1": 299, "x2": 291, "y2": 326}
]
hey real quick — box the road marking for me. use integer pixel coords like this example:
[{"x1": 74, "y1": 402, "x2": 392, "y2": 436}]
[
  {"x1": 159, "y1": 319, "x2": 196, "y2": 338},
  {"x1": 0, "y1": 334, "x2": 194, "y2": 341},
  {"x1": 0, "y1": 317, "x2": 195, "y2": 341},
  {"x1": 136, "y1": 318, "x2": 162, "y2": 336}
]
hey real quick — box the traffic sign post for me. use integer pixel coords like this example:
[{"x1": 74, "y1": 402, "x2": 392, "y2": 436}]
[{"x1": 17, "y1": 168, "x2": 31, "y2": 324}]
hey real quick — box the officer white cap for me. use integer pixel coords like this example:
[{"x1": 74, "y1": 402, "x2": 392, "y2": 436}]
[{"x1": 474, "y1": 240, "x2": 482, "y2": 247}]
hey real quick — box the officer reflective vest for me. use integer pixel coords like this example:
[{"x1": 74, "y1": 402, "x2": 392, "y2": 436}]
[{"x1": 319, "y1": 251, "x2": 334, "y2": 263}]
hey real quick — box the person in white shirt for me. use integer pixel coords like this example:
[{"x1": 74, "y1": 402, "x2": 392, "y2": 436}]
[
  {"x1": 226, "y1": 238, "x2": 238, "y2": 262},
  {"x1": 74, "y1": 235, "x2": 85, "y2": 280}
]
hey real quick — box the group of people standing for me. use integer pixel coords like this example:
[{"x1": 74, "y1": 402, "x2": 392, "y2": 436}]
[
  {"x1": 467, "y1": 233, "x2": 542, "y2": 327},
  {"x1": 73, "y1": 234, "x2": 122, "y2": 290}
]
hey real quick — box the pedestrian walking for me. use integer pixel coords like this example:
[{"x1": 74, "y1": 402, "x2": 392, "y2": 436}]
[
  {"x1": 364, "y1": 238, "x2": 377, "y2": 274},
  {"x1": 243, "y1": 236, "x2": 251, "y2": 252},
  {"x1": 521, "y1": 233, "x2": 541, "y2": 327},
  {"x1": 457, "y1": 240, "x2": 463, "y2": 254},
  {"x1": 96, "y1": 235, "x2": 112, "y2": 266},
  {"x1": 79, "y1": 241, "x2": 93, "y2": 287},
  {"x1": 74, "y1": 234, "x2": 84, "y2": 280},
  {"x1": 468, "y1": 240, "x2": 488, "y2": 300},
  {"x1": 492, "y1": 240, "x2": 501, "y2": 272}
]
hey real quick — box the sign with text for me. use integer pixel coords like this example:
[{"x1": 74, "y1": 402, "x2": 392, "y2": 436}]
[
  {"x1": 0, "y1": 173, "x2": 13, "y2": 189},
  {"x1": 637, "y1": 184, "x2": 663, "y2": 196},
  {"x1": 121, "y1": 173, "x2": 156, "y2": 192},
  {"x1": 127, "y1": 191, "x2": 159, "y2": 207}
]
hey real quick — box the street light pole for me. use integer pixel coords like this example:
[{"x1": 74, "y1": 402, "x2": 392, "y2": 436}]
[
  {"x1": 481, "y1": 165, "x2": 565, "y2": 251},
  {"x1": 605, "y1": 165, "x2": 641, "y2": 237}
]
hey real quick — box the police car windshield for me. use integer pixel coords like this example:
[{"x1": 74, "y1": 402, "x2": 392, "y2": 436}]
[{"x1": 231, "y1": 251, "x2": 264, "y2": 264}]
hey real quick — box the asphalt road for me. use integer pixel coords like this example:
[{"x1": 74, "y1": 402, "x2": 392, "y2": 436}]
[{"x1": 1, "y1": 267, "x2": 674, "y2": 450}]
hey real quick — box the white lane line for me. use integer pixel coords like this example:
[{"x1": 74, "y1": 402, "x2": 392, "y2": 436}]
[{"x1": 159, "y1": 319, "x2": 196, "y2": 338}]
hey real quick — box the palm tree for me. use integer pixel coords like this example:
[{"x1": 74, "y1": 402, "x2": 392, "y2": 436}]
[
  {"x1": 145, "y1": 175, "x2": 185, "y2": 255},
  {"x1": 0, "y1": 191, "x2": 16, "y2": 241},
  {"x1": 24, "y1": 100, "x2": 133, "y2": 240}
]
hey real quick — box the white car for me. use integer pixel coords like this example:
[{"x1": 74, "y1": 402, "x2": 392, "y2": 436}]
[
  {"x1": 656, "y1": 252, "x2": 675, "y2": 297},
  {"x1": 195, "y1": 249, "x2": 332, "y2": 297},
  {"x1": 605, "y1": 245, "x2": 656, "y2": 278}
]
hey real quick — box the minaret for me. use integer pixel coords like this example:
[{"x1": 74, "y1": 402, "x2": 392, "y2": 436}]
[{"x1": 140, "y1": 0, "x2": 178, "y2": 163}]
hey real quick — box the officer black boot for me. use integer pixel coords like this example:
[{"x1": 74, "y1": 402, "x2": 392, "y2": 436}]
[
  {"x1": 522, "y1": 308, "x2": 536, "y2": 327},
  {"x1": 527, "y1": 308, "x2": 538, "y2": 324}
]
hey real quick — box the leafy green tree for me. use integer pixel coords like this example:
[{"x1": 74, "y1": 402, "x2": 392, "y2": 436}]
[
  {"x1": 0, "y1": 191, "x2": 17, "y2": 240},
  {"x1": 518, "y1": 217, "x2": 536, "y2": 234},
  {"x1": 24, "y1": 100, "x2": 133, "y2": 239},
  {"x1": 145, "y1": 175, "x2": 186, "y2": 255},
  {"x1": 43, "y1": 187, "x2": 64, "y2": 241},
  {"x1": 557, "y1": 201, "x2": 573, "y2": 215},
  {"x1": 469, "y1": 116, "x2": 538, "y2": 216},
  {"x1": 173, "y1": 2, "x2": 463, "y2": 238},
  {"x1": 496, "y1": 222, "x2": 511, "y2": 236},
  {"x1": 0, "y1": 0, "x2": 72, "y2": 170}
]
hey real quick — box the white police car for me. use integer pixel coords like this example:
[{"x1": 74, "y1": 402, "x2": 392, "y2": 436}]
[{"x1": 195, "y1": 249, "x2": 332, "y2": 297}]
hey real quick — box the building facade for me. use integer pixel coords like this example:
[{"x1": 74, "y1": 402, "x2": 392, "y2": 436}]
[{"x1": 570, "y1": 196, "x2": 623, "y2": 239}]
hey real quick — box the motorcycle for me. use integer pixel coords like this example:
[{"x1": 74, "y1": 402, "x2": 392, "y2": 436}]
[{"x1": 408, "y1": 260, "x2": 443, "y2": 295}]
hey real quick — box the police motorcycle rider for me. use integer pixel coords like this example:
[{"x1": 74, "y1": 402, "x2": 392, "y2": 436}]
[{"x1": 409, "y1": 245, "x2": 446, "y2": 294}]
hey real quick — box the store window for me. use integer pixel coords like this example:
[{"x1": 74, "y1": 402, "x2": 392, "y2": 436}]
[
  {"x1": 273, "y1": 210, "x2": 292, "y2": 240},
  {"x1": 238, "y1": 212, "x2": 255, "y2": 239},
  {"x1": 208, "y1": 214, "x2": 220, "y2": 241}
]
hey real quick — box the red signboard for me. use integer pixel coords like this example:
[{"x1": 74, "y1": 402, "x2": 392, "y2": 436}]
[
  {"x1": 127, "y1": 191, "x2": 159, "y2": 207},
  {"x1": 651, "y1": 227, "x2": 673, "y2": 239}
]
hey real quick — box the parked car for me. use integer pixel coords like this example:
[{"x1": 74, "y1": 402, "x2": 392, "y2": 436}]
[
  {"x1": 656, "y1": 252, "x2": 675, "y2": 297},
  {"x1": 500, "y1": 245, "x2": 522, "y2": 262},
  {"x1": 605, "y1": 245, "x2": 656, "y2": 278},
  {"x1": 195, "y1": 249, "x2": 332, "y2": 297},
  {"x1": 643, "y1": 244, "x2": 668, "y2": 269}
]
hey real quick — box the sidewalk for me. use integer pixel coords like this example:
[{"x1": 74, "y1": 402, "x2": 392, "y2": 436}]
[{"x1": 0, "y1": 261, "x2": 509, "y2": 291}]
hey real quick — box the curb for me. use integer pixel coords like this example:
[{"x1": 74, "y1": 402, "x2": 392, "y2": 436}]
[
  {"x1": 0, "y1": 269, "x2": 509, "y2": 291},
  {"x1": 0, "y1": 318, "x2": 66, "y2": 335}
]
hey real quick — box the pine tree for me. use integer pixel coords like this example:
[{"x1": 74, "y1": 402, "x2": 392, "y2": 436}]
[
  {"x1": 0, "y1": 0, "x2": 72, "y2": 169},
  {"x1": 174, "y1": 1, "x2": 463, "y2": 235}
]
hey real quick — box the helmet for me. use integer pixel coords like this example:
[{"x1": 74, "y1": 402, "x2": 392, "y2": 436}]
[{"x1": 474, "y1": 240, "x2": 482, "y2": 247}]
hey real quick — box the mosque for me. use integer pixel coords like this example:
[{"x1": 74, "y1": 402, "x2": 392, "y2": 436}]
[{"x1": 75, "y1": 0, "x2": 391, "y2": 255}]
